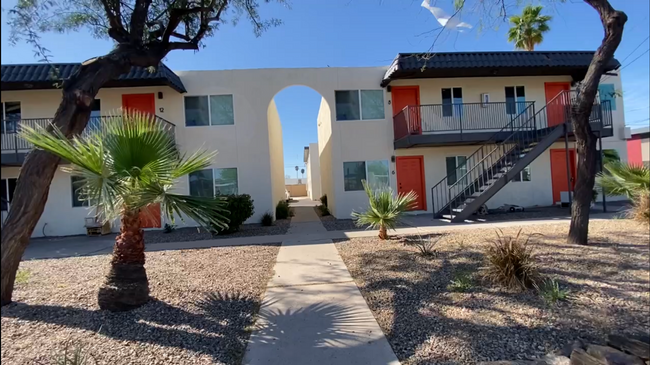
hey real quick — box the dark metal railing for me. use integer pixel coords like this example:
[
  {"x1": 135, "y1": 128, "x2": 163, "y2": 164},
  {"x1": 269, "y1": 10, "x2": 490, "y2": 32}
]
[
  {"x1": 430, "y1": 90, "x2": 612, "y2": 218},
  {"x1": 393, "y1": 101, "x2": 535, "y2": 140},
  {"x1": 1, "y1": 115, "x2": 176, "y2": 162}
]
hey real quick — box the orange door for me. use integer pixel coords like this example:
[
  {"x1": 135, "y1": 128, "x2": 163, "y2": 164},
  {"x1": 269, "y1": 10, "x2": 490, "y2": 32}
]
[
  {"x1": 122, "y1": 93, "x2": 161, "y2": 228},
  {"x1": 396, "y1": 156, "x2": 426, "y2": 210},
  {"x1": 545, "y1": 82, "x2": 571, "y2": 127},
  {"x1": 550, "y1": 149, "x2": 577, "y2": 205},
  {"x1": 392, "y1": 86, "x2": 421, "y2": 134}
]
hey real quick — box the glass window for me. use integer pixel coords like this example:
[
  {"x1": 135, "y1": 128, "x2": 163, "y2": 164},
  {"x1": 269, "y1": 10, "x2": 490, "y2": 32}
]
[
  {"x1": 71, "y1": 176, "x2": 90, "y2": 207},
  {"x1": 506, "y1": 86, "x2": 526, "y2": 115},
  {"x1": 366, "y1": 160, "x2": 390, "y2": 189},
  {"x1": 189, "y1": 169, "x2": 214, "y2": 197},
  {"x1": 446, "y1": 156, "x2": 467, "y2": 185},
  {"x1": 214, "y1": 168, "x2": 238, "y2": 195},
  {"x1": 1, "y1": 179, "x2": 7, "y2": 211},
  {"x1": 185, "y1": 96, "x2": 210, "y2": 126},
  {"x1": 1, "y1": 178, "x2": 18, "y2": 211},
  {"x1": 343, "y1": 161, "x2": 366, "y2": 191},
  {"x1": 210, "y1": 95, "x2": 234, "y2": 125},
  {"x1": 2, "y1": 101, "x2": 21, "y2": 133},
  {"x1": 335, "y1": 91, "x2": 361, "y2": 121},
  {"x1": 598, "y1": 83, "x2": 617, "y2": 111},
  {"x1": 442, "y1": 88, "x2": 462, "y2": 117},
  {"x1": 88, "y1": 99, "x2": 102, "y2": 131},
  {"x1": 513, "y1": 166, "x2": 532, "y2": 182},
  {"x1": 360, "y1": 90, "x2": 384, "y2": 120}
]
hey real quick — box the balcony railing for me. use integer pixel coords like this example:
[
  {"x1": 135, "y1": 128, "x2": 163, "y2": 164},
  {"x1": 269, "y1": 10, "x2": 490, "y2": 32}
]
[{"x1": 1, "y1": 115, "x2": 176, "y2": 164}]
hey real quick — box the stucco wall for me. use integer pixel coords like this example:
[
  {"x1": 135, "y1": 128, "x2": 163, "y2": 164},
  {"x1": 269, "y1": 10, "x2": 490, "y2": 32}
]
[
  {"x1": 267, "y1": 100, "x2": 285, "y2": 217},
  {"x1": 306, "y1": 142, "x2": 321, "y2": 200},
  {"x1": 317, "y1": 97, "x2": 335, "y2": 215}
]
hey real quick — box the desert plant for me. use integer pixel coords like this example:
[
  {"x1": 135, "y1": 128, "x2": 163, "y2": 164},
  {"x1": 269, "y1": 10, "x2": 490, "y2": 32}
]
[
  {"x1": 405, "y1": 234, "x2": 443, "y2": 258},
  {"x1": 535, "y1": 278, "x2": 570, "y2": 306},
  {"x1": 317, "y1": 204, "x2": 330, "y2": 216},
  {"x1": 213, "y1": 194, "x2": 254, "y2": 234},
  {"x1": 627, "y1": 190, "x2": 650, "y2": 224},
  {"x1": 276, "y1": 200, "x2": 291, "y2": 220},
  {"x1": 448, "y1": 271, "x2": 474, "y2": 292},
  {"x1": 260, "y1": 212, "x2": 274, "y2": 226},
  {"x1": 21, "y1": 111, "x2": 229, "y2": 311},
  {"x1": 596, "y1": 162, "x2": 650, "y2": 199},
  {"x1": 163, "y1": 223, "x2": 175, "y2": 234},
  {"x1": 320, "y1": 194, "x2": 328, "y2": 208},
  {"x1": 14, "y1": 269, "x2": 30, "y2": 285},
  {"x1": 507, "y1": 5, "x2": 552, "y2": 51},
  {"x1": 483, "y1": 229, "x2": 538, "y2": 290},
  {"x1": 54, "y1": 341, "x2": 92, "y2": 365},
  {"x1": 352, "y1": 180, "x2": 417, "y2": 240}
]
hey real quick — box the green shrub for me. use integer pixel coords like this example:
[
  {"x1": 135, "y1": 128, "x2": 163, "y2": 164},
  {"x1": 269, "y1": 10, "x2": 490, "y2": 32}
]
[
  {"x1": 447, "y1": 271, "x2": 474, "y2": 292},
  {"x1": 317, "y1": 204, "x2": 330, "y2": 216},
  {"x1": 163, "y1": 223, "x2": 175, "y2": 233},
  {"x1": 15, "y1": 269, "x2": 30, "y2": 285},
  {"x1": 536, "y1": 278, "x2": 570, "y2": 306},
  {"x1": 54, "y1": 341, "x2": 91, "y2": 365},
  {"x1": 261, "y1": 212, "x2": 274, "y2": 226},
  {"x1": 213, "y1": 194, "x2": 254, "y2": 234},
  {"x1": 276, "y1": 200, "x2": 291, "y2": 220},
  {"x1": 483, "y1": 229, "x2": 538, "y2": 290},
  {"x1": 320, "y1": 194, "x2": 328, "y2": 208}
]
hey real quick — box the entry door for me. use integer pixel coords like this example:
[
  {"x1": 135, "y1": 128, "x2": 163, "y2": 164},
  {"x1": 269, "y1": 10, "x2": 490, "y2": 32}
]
[
  {"x1": 122, "y1": 93, "x2": 161, "y2": 228},
  {"x1": 392, "y1": 86, "x2": 421, "y2": 134},
  {"x1": 550, "y1": 149, "x2": 577, "y2": 205},
  {"x1": 396, "y1": 156, "x2": 426, "y2": 210},
  {"x1": 544, "y1": 82, "x2": 571, "y2": 127}
]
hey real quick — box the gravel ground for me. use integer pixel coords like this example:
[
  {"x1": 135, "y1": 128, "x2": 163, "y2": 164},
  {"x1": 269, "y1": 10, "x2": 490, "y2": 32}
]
[
  {"x1": 144, "y1": 220, "x2": 290, "y2": 244},
  {"x1": 1, "y1": 244, "x2": 281, "y2": 365},
  {"x1": 335, "y1": 220, "x2": 649, "y2": 364}
]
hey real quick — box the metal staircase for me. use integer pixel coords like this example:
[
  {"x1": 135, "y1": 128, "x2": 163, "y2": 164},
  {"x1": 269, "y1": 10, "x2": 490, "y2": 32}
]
[{"x1": 431, "y1": 90, "x2": 609, "y2": 222}]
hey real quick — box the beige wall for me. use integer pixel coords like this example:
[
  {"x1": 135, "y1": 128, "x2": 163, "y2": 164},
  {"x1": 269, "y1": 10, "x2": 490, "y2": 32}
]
[
  {"x1": 306, "y1": 142, "x2": 321, "y2": 200},
  {"x1": 642, "y1": 139, "x2": 650, "y2": 164},
  {"x1": 317, "y1": 97, "x2": 335, "y2": 214},
  {"x1": 286, "y1": 184, "x2": 307, "y2": 197},
  {"x1": 267, "y1": 100, "x2": 285, "y2": 218}
]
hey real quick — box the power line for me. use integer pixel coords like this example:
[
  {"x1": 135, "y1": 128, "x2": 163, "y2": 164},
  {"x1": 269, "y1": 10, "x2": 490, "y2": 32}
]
[
  {"x1": 620, "y1": 36, "x2": 650, "y2": 64},
  {"x1": 619, "y1": 48, "x2": 649, "y2": 71}
]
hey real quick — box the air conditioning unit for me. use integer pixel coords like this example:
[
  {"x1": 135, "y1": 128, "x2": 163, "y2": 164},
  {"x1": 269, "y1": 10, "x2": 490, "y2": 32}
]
[{"x1": 621, "y1": 126, "x2": 632, "y2": 140}]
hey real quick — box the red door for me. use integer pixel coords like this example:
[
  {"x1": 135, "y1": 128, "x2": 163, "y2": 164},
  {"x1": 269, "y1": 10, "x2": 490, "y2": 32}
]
[
  {"x1": 396, "y1": 156, "x2": 426, "y2": 210},
  {"x1": 392, "y1": 86, "x2": 421, "y2": 134},
  {"x1": 122, "y1": 93, "x2": 161, "y2": 228},
  {"x1": 545, "y1": 82, "x2": 571, "y2": 127},
  {"x1": 550, "y1": 149, "x2": 577, "y2": 205}
]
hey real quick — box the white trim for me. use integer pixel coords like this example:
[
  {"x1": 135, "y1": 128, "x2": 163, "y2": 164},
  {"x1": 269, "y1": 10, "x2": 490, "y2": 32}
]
[
  {"x1": 335, "y1": 89, "x2": 385, "y2": 122},
  {"x1": 183, "y1": 94, "x2": 235, "y2": 127},
  {"x1": 342, "y1": 159, "x2": 390, "y2": 192}
]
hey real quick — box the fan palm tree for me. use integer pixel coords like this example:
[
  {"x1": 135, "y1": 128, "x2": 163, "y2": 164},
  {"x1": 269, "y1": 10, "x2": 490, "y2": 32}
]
[
  {"x1": 596, "y1": 161, "x2": 650, "y2": 198},
  {"x1": 507, "y1": 5, "x2": 552, "y2": 51},
  {"x1": 21, "y1": 111, "x2": 229, "y2": 311},
  {"x1": 352, "y1": 180, "x2": 417, "y2": 240}
]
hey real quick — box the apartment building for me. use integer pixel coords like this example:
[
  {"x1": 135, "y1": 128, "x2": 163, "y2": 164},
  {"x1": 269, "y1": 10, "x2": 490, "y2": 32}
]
[
  {"x1": 1, "y1": 51, "x2": 630, "y2": 236},
  {"x1": 628, "y1": 127, "x2": 649, "y2": 167}
]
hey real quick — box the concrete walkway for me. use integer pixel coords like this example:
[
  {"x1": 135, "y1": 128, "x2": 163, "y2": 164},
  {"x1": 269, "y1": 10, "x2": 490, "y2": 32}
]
[{"x1": 243, "y1": 200, "x2": 400, "y2": 365}]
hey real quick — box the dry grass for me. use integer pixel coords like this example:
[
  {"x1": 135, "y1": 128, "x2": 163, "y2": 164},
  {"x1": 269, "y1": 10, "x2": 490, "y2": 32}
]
[
  {"x1": 1, "y1": 244, "x2": 280, "y2": 365},
  {"x1": 482, "y1": 229, "x2": 539, "y2": 290},
  {"x1": 627, "y1": 191, "x2": 650, "y2": 225},
  {"x1": 335, "y1": 220, "x2": 650, "y2": 364}
]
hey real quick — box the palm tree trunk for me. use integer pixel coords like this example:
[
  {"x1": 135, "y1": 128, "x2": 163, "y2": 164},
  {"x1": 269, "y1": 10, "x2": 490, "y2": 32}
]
[
  {"x1": 97, "y1": 209, "x2": 149, "y2": 311},
  {"x1": 379, "y1": 224, "x2": 388, "y2": 240}
]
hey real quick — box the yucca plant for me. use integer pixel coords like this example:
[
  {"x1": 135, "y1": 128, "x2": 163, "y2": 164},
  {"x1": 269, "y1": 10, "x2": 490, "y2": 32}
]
[
  {"x1": 21, "y1": 111, "x2": 229, "y2": 311},
  {"x1": 483, "y1": 229, "x2": 538, "y2": 290},
  {"x1": 352, "y1": 180, "x2": 417, "y2": 240}
]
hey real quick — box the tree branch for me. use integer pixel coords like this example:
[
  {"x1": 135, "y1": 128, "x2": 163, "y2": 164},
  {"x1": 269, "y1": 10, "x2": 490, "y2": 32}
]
[
  {"x1": 191, "y1": 0, "x2": 228, "y2": 45},
  {"x1": 168, "y1": 41, "x2": 200, "y2": 50},
  {"x1": 170, "y1": 31, "x2": 191, "y2": 41},
  {"x1": 100, "y1": 0, "x2": 130, "y2": 43},
  {"x1": 130, "y1": 0, "x2": 153, "y2": 42}
]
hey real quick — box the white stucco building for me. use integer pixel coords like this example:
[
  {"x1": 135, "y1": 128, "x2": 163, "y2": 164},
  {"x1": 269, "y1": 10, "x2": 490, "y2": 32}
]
[
  {"x1": 304, "y1": 143, "x2": 321, "y2": 200},
  {"x1": 1, "y1": 51, "x2": 631, "y2": 236}
]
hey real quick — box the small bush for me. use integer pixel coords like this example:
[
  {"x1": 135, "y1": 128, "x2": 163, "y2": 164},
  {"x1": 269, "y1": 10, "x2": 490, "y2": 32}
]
[
  {"x1": 483, "y1": 229, "x2": 538, "y2": 290},
  {"x1": 276, "y1": 200, "x2": 291, "y2": 220},
  {"x1": 405, "y1": 234, "x2": 443, "y2": 258},
  {"x1": 320, "y1": 194, "x2": 328, "y2": 208},
  {"x1": 15, "y1": 269, "x2": 30, "y2": 285},
  {"x1": 536, "y1": 278, "x2": 570, "y2": 306},
  {"x1": 317, "y1": 204, "x2": 330, "y2": 216},
  {"x1": 163, "y1": 223, "x2": 175, "y2": 233},
  {"x1": 213, "y1": 194, "x2": 254, "y2": 234},
  {"x1": 448, "y1": 271, "x2": 474, "y2": 292},
  {"x1": 54, "y1": 341, "x2": 92, "y2": 365},
  {"x1": 260, "y1": 212, "x2": 274, "y2": 226},
  {"x1": 627, "y1": 190, "x2": 650, "y2": 225}
]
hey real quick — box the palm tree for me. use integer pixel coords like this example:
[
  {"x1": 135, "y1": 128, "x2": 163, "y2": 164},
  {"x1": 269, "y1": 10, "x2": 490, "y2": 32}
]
[
  {"x1": 596, "y1": 161, "x2": 649, "y2": 198},
  {"x1": 21, "y1": 112, "x2": 229, "y2": 311},
  {"x1": 507, "y1": 5, "x2": 552, "y2": 51},
  {"x1": 352, "y1": 180, "x2": 417, "y2": 240},
  {"x1": 300, "y1": 168, "x2": 305, "y2": 178},
  {"x1": 295, "y1": 165, "x2": 299, "y2": 179}
]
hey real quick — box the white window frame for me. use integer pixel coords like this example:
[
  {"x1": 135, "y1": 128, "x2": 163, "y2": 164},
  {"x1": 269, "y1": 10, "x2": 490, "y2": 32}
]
[
  {"x1": 343, "y1": 159, "x2": 390, "y2": 192},
  {"x1": 441, "y1": 87, "x2": 463, "y2": 118},
  {"x1": 446, "y1": 155, "x2": 468, "y2": 186},
  {"x1": 513, "y1": 165, "x2": 532, "y2": 182},
  {"x1": 184, "y1": 94, "x2": 235, "y2": 127},
  {"x1": 189, "y1": 167, "x2": 240, "y2": 196},
  {"x1": 70, "y1": 176, "x2": 91, "y2": 208},
  {"x1": 335, "y1": 90, "x2": 385, "y2": 122},
  {"x1": 505, "y1": 86, "x2": 526, "y2": 115},
  {"x1": 2, "y1": 101, "x2": 21, "y2": 133}
]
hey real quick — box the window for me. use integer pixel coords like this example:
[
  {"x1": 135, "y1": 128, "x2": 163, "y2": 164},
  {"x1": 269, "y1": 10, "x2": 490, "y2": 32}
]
[
  {"x1": 441, "y1": 88, "x2": 462, "y2": 117},
  {"x1": 1, "y1": 101, "x2": 21, "y2": 133},
  {"x1": 88, "y1": 99, "x2": 102, "y2": 131},
  {"x1": 505, "y1": 86, "x2": 526, "y2": 115},
  {"x1": 343, "y1": 160, "x2": 389, "y2": 191},
  {"x1": 598, "y1": 84, "x2": 617, "y2": 111},
  {"x1": 446, "y1": 156, "x2": 467, "y2": 186},
  {"x1": 185, "y1": 95, "x2": 234, "y2": 126},
  {"x1": 335, "y1": 90, "x2": 384, "y2": 121},
  {"x1": 1, "y1": 178, "x2": 17, "y2": 211},
  {"x1": 71, "y1": 176, "x2": 90, "y2": 207},
  {"x1": 513, "y1": 166, "x2": 532, "y2": 182},
  {"x1": 189, "y1": 168, "x2": 239, "y2": 197}
]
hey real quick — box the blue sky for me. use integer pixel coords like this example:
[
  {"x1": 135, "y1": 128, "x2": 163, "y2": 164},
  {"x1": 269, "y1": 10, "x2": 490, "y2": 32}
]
[{"x1": 1, "y1": 0, "x2": 648, "y2": 176}]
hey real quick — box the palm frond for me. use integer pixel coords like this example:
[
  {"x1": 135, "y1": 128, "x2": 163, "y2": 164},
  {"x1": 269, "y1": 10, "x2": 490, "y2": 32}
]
[
  {"x1": 351, "y1": 180, "x2": 417, "y2": 232},
  {"x1": 596, "y1": 161, "x2": 650, "y2": 198},
  {"x1": 172, "y1": 149, "x2": 217, "y2": 180}
]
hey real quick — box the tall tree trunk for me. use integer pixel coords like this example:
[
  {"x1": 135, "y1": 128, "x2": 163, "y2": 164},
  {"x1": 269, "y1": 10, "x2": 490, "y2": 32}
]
[
  {"x1": 379, "y1": 225, "x2": 388, "y2": 240},
  {"x1": 568, "y1": 0, "x2": 626, "y2": 245},
  {"x1": 97, "y1": 209, "x2": 149, "y2": 311},
  {"x1": 0, "y1": 45, "x2": 167, "y2": 306}
]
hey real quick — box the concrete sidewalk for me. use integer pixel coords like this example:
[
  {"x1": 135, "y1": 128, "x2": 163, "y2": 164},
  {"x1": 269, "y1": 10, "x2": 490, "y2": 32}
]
[{"x1": 243, "y1": 202, "x2": 400, "y2": 365}]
